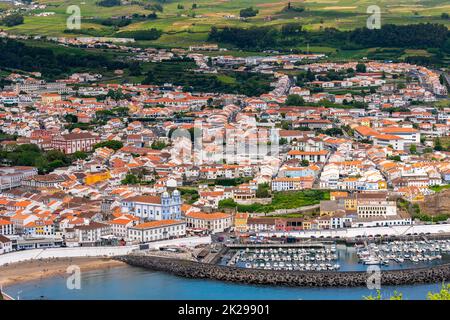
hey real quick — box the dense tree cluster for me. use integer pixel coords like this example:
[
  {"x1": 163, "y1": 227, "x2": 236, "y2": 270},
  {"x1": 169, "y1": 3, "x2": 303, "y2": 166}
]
[
  {"x1": 281, "y1": 23, "x2": 303, "y2": 36},
  {"x1": 240, "y1": 7, "x2": 259, "y2": 18},
  {"x1": 0, "y1": 144, "x2": 73, "y2": 173},
  {"x1": 95, "y1": 107, "x2": 129, "y2": 122},
  {"x1": 97, "y1": 17, "x2": 132, "y2": 27},
  {"x1": 118, "y1": 28, "x2": 162, "y2": 40},
  {"x1": 208, "y1": 23, "x2": 450, "y2": 53},
  {"x1": 142, "y1": 58, "x2": 272, "y2": 96},
  {"x1": 0, "y1": 14, "x2": 24, "y2": 27},
  {"x1": 144, "y1": 3, "x2": 163, "y2": 12},
  {"x1": 93, "y1": 140, "x2": 124, "y2": 151},
  {"x1": 209, "y1": 26, "x2": 279, "y2": 50},
  {"x1": 97, "y1": 0, "x2": 121, "y2": 7},
  {"x1": 151, "y1": 140, "x2": 168, "y2": 150},
  {"x1": 349, "y1": 23, "x2": 449, "y2": 48},
  {"x1": 285, "y1": 94, "x2": 305, "y2": 106},
  {"x1": 0, "y1": 39, "x2": 127, "y2": 79}
]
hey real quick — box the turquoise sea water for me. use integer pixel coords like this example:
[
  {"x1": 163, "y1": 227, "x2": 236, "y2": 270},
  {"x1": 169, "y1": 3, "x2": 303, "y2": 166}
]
[{"x1": 4, "y1": 265, "x2": 445, "y2": 300}]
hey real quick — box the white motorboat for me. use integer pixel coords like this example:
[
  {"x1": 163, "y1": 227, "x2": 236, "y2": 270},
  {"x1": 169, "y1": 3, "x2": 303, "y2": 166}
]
[{"x1": 363, "y1": 258, "x2": 380, "y2": 265}]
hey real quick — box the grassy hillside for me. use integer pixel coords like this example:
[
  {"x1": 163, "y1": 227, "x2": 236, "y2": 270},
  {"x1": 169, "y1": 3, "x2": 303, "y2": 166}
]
[{"x1": 3, "y1": 0, "x2": 450, "y2": 47}]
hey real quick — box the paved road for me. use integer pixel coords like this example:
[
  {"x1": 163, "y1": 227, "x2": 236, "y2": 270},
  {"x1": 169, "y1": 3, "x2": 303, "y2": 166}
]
[
  {"x1": 443, "y1": 72, "x2": 450, "y2": 91},
  {"x1": 0, "y1": 236, "x2": 211, "y2": 267},
  {"x1": 257, "y1": 223, "x2": 450, "y2": 239}
]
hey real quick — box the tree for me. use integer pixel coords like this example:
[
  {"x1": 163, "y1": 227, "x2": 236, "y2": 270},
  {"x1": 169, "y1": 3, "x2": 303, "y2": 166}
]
[
  {"x1": 350, "y1": 23, "x2": 448, "y2": 48},
  {"x1": 364, "y1": 290, "x2": 403, "y2": 300},
  {"x1": 151, "y1": 140, "x2": 168, "y2": 150},
  {"x1": 64, "y1": 114, "x2": 78, "y2": 123},
  {"x1": 118, "y1": 28, "x2": 162, "y2": 41},
  {"x1": 363, "y1": 283, "x2": 450, "y2": 300},
  {"x1": 285, "y1": 94, "x2": 305, "y2": 106},
  {"x1": 121, "y1": 173, "x2": 139, "y2": 185},
  {"x1": 218, "y1": 198, "x2": 238, "y2": 209},
  {"x1": 281, "y1": 121, "x2": 290, "y2": 130},
  {"x1": 0, "y1": 14, "x2": 24, "y2": 27},
  {"x1": 356, "y1": 63, "x2": 366, "y2": 73},
  {"x1": 256, "y1": 183, "x2": 270, "y2": 198},
  {"x1": 0, "y1": 143, "x2": 72, "y2": 173},
  {"x1": 97, "y1": 0, "x2": 120, "y2": 7},
  {"x1": 300, "y1": 159, "x2": 309, "y2": 167},
  {"x1": 427, "y1": 283, "x2": 450, "y2": 300},
  {"x1": 281, "y1": 23, "x2": 302, "y2": 36},
  {"x1": 434, "y1": 137, "x2": 443, "y2": 151},
  {"x1": 93, "y1": 140, "x2": 123, "y2": 151},
  {"x1": 306, "y1": 69, "x2": 315, "y2": 81},
  {"x1": 240, "y1": 7, "x2": 259, "y2": 18},
  {"x1": 388, "y1": 155, "x2": 401, "y2": 162},
  {"x1": 191, "y1": 3, "x2": 197, "y2": 9},
  {"x1": 72, "y1": 151, "x2": 88, "y2": 160},
  {"x1": 279, "y1": 137, "x2": 288, "y2": 145},
  {"x1": 323, "y1": 128, "x2": 343, "y2": 136},
  {"x1": 48, "y1": 160, "x2": 65, "y2": 170},
  {"x1": 409, "y1": 144, "x2": 417, "y2": 154},
  {"x1": 46, "y1": 150, "x2": 68, "y2": 163},
  {"x1": 129, "y1": 61, "x2": 142, "y2": 76}
]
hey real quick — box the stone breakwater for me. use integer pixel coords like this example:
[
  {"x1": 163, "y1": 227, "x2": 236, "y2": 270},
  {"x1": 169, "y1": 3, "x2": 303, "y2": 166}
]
[{"x1": 116, "y1": 255, "x2": 450, "y2": 287}]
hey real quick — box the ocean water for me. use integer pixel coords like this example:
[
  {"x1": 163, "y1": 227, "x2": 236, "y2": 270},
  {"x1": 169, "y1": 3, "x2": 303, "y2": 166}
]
[{"x1": 4, "y1": 265, "x2": 446, "y2": 300}]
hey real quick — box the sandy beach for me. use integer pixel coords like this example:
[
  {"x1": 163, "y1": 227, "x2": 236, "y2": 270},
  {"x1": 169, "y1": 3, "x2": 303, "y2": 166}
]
[{"x1": 0, "y1": 257, "x2": 125, "y2": 288}]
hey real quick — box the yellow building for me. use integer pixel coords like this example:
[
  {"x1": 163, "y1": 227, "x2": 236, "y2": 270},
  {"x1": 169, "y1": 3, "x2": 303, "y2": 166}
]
[
  {"x1": 330, "y1": 191, "x2": 348, "y2": 201},
  {"x1": 378, "y1": 181, "x2": 388, "y2": 190},
  {"x1": 317, "y1": 216, "x2": 330, "y2": 229},
  {"x1": 85, "y1": 171, "x2": 111, "y2": 185},
  {"x1": 302, "y1": 221, "x2": 312, "y2": 230},
  {"x1": 412, "y1": 194, "x2": 425, "y2": 202},
  {"x1": 320, "y1": 200, "x2": 338, "y2": 216},
  {"x1": 41, "y1": 93, "x2": 62, "y2": 104},
  {"x1": 35, "y1": 225, "x2": 44, "y2": 235},
  {"x1": 234, "y1": 213, "x2": 249, "y2": 233},
  {"x1": 360, "y1": 118, "x2": 372, "y2": 127},
  {"x1": 344, "y1": 197, "x2": 357, "y2": 210}
]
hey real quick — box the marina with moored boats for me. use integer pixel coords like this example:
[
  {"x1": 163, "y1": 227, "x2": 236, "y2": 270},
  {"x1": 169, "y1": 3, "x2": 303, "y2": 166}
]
[
  {"x1": 356, "y1": 239, "x2": 450, "y2": 265},
  {"x1": 226, "y1": 246, "x2": 340, "y2": 271},
  {"x1": 219, "y1": 239, "x2": 450, "y2": 272}
]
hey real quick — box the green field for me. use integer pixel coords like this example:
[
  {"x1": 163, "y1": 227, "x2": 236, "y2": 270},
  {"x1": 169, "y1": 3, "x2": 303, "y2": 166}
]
[
  {"x1": 3, "y1": 0, "x2": 450, "y2": 47},
  {"x1": 219, "y1": 189, "x2": 330, "y2": 213}
]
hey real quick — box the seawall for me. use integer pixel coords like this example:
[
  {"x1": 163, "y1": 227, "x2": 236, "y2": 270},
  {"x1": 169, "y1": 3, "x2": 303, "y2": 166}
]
[
  {"x1": 116, "y1": 254, "x2": 450, "y2": 287},
  {"x1": 0, "y1": 236, "x2": 211, "y2": 267}
]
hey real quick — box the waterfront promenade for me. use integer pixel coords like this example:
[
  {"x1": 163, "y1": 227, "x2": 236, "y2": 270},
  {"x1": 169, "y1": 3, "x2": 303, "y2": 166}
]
[
  {"x1": 257, "y1": 224, "x2": 450, "y2": 239},
  {"x1": 0, "y1": 236, "x2": 211, "y2": 267}
]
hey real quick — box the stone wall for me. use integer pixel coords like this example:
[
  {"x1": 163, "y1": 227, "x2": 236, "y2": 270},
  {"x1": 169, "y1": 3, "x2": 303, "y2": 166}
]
[
  {"x1": 235, "y1": 198, "x2": 272, "y2": 205},
  {"x1": 419, "y1": 189, "x2": 450, "y2": 216},
  {"x1": 116, "y1": 255, "x2": 450, "y2": 287}
]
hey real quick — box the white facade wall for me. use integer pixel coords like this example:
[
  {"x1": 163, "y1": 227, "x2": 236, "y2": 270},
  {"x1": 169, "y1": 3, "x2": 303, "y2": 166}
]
[
  {"x1": 128, "y1": 223, "x2": 186, "y2": 243},
  {"x1": 0, "y1": 223, "x2": 15, "y2": 236}
]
